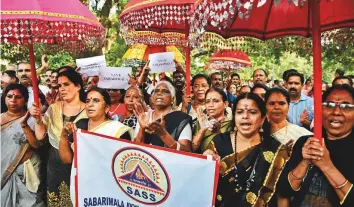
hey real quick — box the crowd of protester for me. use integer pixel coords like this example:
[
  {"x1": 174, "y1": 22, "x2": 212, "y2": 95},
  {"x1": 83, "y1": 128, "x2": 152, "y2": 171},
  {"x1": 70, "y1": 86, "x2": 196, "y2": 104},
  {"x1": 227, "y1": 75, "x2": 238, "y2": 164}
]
[{"x1": 1, "y1": 56, "x2": 354, "y2": 207}]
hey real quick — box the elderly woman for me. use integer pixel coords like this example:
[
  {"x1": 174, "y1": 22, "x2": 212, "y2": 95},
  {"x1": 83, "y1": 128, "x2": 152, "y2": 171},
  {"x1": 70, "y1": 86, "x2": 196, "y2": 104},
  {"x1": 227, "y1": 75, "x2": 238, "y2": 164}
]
[
  {"x1": 119, "y1": 86, "x2": 144, "y2": 130},
  {"x1": 30, "y1": 70, "x2": 87, "y2": 206},
  {"x1": 134, "y1": 81, "x2": 192, "y2": 151},
  {"x1": 265, "y1": 87, "x2": 312, "y2": 145},
  {"x1": 1, "y1": 83, "x2": 44, "y2": 206},
  {"x1": 192, "y1": 87, "x2": 232, "y2": 153},
  {"x1": 277, "y1": 85, "x2": 354, "y2": 207},
  {"x1": 204, "y1": 93, "x2": 288, "y2": 207}
]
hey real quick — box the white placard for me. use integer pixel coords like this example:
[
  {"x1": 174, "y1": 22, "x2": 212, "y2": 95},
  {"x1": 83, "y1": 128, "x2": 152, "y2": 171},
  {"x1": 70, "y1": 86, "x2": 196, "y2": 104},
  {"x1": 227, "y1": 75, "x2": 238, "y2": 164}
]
[
  {"x1": 98, "y1": 67, "x2": 132, "y2": 90},
  {"x1": 148, "y1": 52, "x2": 176, "y2": 73},
  {"x1": 76, "y1": 55, "x2": 106, "y2": 76},
  {"x1": 75, "y1": 130, "x2": 219, "y2": 207}
]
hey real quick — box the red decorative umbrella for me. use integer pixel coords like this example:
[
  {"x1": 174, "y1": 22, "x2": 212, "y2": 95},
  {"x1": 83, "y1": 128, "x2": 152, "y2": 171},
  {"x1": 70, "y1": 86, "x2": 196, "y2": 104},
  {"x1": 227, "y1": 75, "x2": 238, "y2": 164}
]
[
  {"x1": 1, "y1": 0, "x2": 105, "y2": 106},
  {"x1": 190, "y1": 0, "x2": 354, "y2": 141},
  {"x1": 119, "y1": 0, "x2": 194, "y2": 94},
  {"x1": 207, "y1": 50, "x2": 251, "y2": 78}
]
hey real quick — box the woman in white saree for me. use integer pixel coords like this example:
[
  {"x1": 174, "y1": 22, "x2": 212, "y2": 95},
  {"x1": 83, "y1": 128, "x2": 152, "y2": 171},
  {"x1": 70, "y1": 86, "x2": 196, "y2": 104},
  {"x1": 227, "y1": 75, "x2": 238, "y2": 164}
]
[
  {"x1": 1, "y1": 83, "x2": 44, "y2": 207},
  {"x1": 58, "y1": 87, "x2": 134, "y2": 204}
]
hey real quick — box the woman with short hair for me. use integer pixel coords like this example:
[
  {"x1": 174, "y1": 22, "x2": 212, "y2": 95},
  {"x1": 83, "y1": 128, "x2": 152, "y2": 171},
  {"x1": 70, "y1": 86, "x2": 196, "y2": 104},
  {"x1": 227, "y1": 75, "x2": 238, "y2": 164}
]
[{"x1": 134, "y1": 81, "x2": 192, "y2": 152}]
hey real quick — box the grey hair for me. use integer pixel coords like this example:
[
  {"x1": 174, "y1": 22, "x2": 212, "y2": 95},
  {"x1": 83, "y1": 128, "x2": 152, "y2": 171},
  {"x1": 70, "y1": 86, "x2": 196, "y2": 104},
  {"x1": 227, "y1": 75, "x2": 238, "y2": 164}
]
[
  {"x1": 126, "y1": 86, "x2": 144, "y2": 99},
  {"x1": 155, "y1": 80, "x2": 176, "y2": 98}
]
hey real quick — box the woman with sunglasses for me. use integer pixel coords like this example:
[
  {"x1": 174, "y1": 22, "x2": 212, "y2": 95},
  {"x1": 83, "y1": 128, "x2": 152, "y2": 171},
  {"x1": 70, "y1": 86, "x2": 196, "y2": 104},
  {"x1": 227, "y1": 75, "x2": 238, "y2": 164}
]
[
  {"x1": 106, "y1": 88, "x2": 126, "y2": 121},
  {"x1": 277, "y1": 85, "x2": 354, "y2": 207},
  {"x1": 134, "y1": 81, "x2": 192, "y2": 151}
]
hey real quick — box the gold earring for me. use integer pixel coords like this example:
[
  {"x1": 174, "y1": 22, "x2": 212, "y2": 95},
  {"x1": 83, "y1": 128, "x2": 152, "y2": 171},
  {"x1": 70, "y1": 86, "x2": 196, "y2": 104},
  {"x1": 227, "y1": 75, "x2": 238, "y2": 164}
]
[{"x1": 259, "y1": 126, "x2": 264, "y2": 133}]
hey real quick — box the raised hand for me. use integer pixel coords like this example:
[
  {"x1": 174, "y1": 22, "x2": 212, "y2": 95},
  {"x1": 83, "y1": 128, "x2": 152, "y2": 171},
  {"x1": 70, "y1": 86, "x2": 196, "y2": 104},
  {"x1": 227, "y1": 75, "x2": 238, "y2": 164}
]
[
  {"x1": 128, "y1": 74, "x2": 137, "y2": 86},
  {"x1": 182, "y1": 94, "x2": 192, "y2": 110},
  {"x1": 302, "y1": 137, "x2": 323, "y2": 164},
  {"x1": 20, "y1": 111, "x2": 31, "y2": 126},
  {"x1": 148, "y1": 113, "x2": 167, "y2": 137},
  {"x1": 300, "y1": 109, "x2": 309, "y2": 123},
  {"x1": 311, "y1": 138, "x2": 333, "y2": 172},
  {"x1": 29, "y1": 102, "x2": 42, "y2": 117},
  {"x1": 133, "y1": 101, "x2": 150, "y2": 129},
  {"x1": 203, "y1": 149, "x2": 221, "y2": 161},
  {"x1": 62, "y1": 122, "x2": 77, "y2": 137},
  {"x1": 46, "y1": 90, "x2": 58, "y2": 106},
  {"x1": 41, "y1": 55, "x2": 49, "y2": 69}
]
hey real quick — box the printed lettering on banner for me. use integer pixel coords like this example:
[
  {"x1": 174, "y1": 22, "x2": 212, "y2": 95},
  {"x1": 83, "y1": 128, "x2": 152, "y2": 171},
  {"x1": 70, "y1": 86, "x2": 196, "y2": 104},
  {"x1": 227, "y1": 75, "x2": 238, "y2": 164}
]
[{"x1": 74, "y1": 131, "x2": 219, "y2": 207}]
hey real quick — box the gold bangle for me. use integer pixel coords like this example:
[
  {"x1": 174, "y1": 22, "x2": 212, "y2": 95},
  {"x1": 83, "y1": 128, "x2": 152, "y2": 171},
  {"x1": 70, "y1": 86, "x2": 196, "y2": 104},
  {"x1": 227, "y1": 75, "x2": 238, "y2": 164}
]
[
  {"x1": 290, "y1": 171, "x2": 304, "y2": 180},
  {"x1": 168, "y1": 141, "x2": 177, "y2": 148},
  {"x1": 288, "y1": 173, "x2": 301, "y2": 191},
  {"x1": 333, "y1": 179, "x2": 348, "y2": 189}
]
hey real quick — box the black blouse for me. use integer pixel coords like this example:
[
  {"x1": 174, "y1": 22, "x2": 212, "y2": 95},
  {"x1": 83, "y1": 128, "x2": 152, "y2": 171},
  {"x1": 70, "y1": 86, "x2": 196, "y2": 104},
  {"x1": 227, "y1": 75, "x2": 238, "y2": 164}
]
[{"x1": 276, "y1": 130, "x2": 354, "y2": 207}]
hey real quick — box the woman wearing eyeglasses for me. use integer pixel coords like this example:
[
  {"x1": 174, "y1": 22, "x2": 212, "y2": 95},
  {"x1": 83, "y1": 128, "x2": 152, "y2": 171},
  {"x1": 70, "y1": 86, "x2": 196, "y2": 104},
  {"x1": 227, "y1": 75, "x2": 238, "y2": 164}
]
[
  {"x1": 134, "y1": 81, "x2": 192, "y2": 152},
  {"x1": 106, "y1": 88, "x2": 126, "y2": 121},
  {"x1": 277, "y1": 85, "x2": 354, "y2": 207}
]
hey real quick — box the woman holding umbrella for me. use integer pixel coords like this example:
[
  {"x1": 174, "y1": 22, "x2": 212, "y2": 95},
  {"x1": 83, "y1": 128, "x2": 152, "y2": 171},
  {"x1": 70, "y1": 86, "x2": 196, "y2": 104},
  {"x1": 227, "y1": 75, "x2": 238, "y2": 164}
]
[
  {"x1": 30, "y1": 70, "x2": 87, "y2": 206},
  {"x1": 277, "y1": 85, "x2": 354, "y2": 206}
]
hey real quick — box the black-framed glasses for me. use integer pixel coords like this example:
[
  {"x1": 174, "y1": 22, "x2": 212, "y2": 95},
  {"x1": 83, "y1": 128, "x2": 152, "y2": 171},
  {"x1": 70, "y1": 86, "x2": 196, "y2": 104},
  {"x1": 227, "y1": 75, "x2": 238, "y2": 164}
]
[{"x1": 322, "y1": 102, "x2": 354, "y2": 110}]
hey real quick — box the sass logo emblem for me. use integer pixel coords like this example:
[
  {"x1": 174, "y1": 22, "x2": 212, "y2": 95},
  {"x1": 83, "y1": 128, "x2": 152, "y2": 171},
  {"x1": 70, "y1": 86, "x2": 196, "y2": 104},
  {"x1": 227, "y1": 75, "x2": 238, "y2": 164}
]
[{"x1": 112, "y1": 147, "x2": 170, "y2": 205}]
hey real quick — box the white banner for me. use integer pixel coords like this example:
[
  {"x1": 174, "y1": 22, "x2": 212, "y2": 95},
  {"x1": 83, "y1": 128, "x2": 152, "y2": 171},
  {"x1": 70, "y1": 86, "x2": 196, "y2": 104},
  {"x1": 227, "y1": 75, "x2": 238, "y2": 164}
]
[
  {"x1": 76, "y1": 55, "x2": 106, "y2": 76},
  {"x1": 148, "y1": 52, "x2": 176, "y2": 73},
  {"x1": 98, "y1": 67, "x2": 132, "y2": 90},
  {"x1": 74, "y1": 130, "x2": 219, "y2": 207}
]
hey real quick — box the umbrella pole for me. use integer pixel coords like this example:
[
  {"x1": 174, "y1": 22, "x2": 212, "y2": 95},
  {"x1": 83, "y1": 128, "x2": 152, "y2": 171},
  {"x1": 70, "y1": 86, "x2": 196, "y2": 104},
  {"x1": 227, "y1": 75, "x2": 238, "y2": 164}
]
[
  {"x1": 311, "y1": 0, "x2": 322, "y2": 144},
  {"x1": 185, "y1": 29, "x2": 191, "y2": 95},
  {"x1": 28, "y1": 43, "x2": 41, "y2": 108}
]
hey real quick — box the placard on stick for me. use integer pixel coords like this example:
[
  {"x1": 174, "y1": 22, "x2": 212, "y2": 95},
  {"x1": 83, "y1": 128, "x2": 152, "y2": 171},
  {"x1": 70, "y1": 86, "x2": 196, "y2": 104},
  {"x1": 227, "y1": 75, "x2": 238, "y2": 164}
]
[
  {"x1": 149, "y1": 52, "x2": 176, "y2": 73},
  {"x1": 76, "y1": 55, "x2": 106, "y2": 76},
  {"x1": 98, "y1": 67, "x2": 132, "y2": 90}
]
